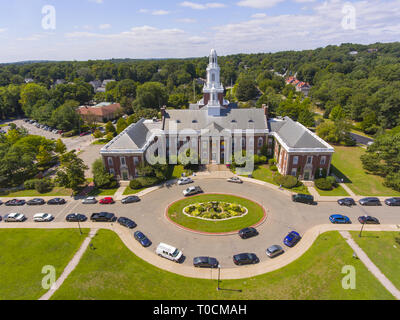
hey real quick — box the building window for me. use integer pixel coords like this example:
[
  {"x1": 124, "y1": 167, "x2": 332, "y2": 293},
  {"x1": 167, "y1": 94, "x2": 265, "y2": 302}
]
[
  {"x1": 307, "y1": 156, "x2": 313, "y2": 165},
  {"x1": 108, "y1": 157, "x2": 113, "y2": 167},
  {"x1": 291, "y1": 168, "x2": 297, "y2": 177},
  {"x1": 258, "y1": 137, "x2": 263, "y2": 147},
  {"x1": 241, "y1": 137, "x2": 246, "y2": 148},
  {"x1": 320, "y1": 156, "x2": 326, "y2": 165},
  {"x1": 212, "y1": 73, "x2": 215, "y2": 82},
  {"x1": 120, "y1": 157, "x2": 126, "y2": 167},
  {"x1": 293, "y1": 156, "x2": 299, "y2": 165},
  {"x1": 133, "y1": 157, "x2": 139, "y2": 166},
  {"x1": 110, "y1": 168, "x2": 115, "y2": 175}
]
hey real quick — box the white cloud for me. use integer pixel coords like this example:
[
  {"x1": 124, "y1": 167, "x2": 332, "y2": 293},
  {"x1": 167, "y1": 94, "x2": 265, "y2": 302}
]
[
  {"x1": 251, "y1": 13, "x2": 267, "y2": 19},
  {"x1": 0, "y1": 28, "x2": 7, "y2": 33},
  {"x1": 99, "y1": 24, "x2": 111, "y2": 30},
  {"x1": 237, "y1": 0, "x2": 284, "y2": 9},
  {"x1": 180, "y1": 1, "x2": 227, "y2": 10},
  {"x1": 177, "y1": 18, "x2": 197, "y2": 23},
  {"x1": 88, "y1": 0, "x2": 103, "y2": 3},
  {"x1": 152, "y1": 10, "x2": 170, "y2": 15}
]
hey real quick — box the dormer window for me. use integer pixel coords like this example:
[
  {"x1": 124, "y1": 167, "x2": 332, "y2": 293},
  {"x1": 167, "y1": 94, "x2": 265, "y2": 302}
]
[
  {"x1": 192, "y1": 120, "x2": 198, "y2": 123},
  {"x1": 231, "y1": 120, "x2": 237, "y2": 123},
  {"x1": 248, "y1": 120, "x2": 254, "y2": 123},
  {"x1": 176, "y1": 120, "x2": 181, "y2": 123}
]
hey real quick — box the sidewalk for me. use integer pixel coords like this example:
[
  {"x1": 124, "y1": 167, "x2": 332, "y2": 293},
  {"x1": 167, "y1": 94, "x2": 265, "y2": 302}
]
[{"x1": 340, "y1": 231, "x2": 400, "y2": 300}]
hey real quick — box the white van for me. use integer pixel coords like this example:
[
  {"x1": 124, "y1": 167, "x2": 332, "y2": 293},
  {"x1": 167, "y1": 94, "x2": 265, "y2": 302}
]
[{"x1": 156, "y1": 243, "x2": 183, "y2": 262}]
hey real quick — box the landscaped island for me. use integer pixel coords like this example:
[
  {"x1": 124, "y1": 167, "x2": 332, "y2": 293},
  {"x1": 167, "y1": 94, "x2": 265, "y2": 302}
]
[{"x1": 183, "y1": 201, "x2": 247, "y2": 221}]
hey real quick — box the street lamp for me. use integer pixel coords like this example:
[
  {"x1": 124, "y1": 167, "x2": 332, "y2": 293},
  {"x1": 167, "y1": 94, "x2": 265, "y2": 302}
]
[
  {"x1": 359, "y1": 220, "x2": 366, "y2": 237},
  {"x1": 217, "y1": 264, "x2": 221, "y2": 291},
  {"x1": 77, "y1": 219, "x2": 82, "y2": 235}
]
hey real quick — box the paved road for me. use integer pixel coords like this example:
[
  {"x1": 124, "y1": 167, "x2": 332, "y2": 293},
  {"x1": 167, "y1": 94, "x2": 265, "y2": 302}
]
[
  {"x1": 1, "y1": 179, "x2": 399, "y2": 268},
  {"x1": 350, "y1": 132, "x2": 374, "y2": 146}
]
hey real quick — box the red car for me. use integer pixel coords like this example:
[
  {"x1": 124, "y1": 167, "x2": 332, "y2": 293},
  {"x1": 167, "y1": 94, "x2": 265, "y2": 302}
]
[{"x1": 99, "y1": 197, "x2": 115, "y2": 204}]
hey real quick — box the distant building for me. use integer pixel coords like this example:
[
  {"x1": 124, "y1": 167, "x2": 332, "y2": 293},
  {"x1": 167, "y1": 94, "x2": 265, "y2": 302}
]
[
  {"x1": 24, "y1": 78, "x2": 34, "y2": 84},
  {"x1": 367, "y1": 48, "x2": 378, "y2": 53},
  {"x1": 286, "y1": 76, "x2": 311, "y2": 97},
  {"x1": 77, "y1": 102, "x2": 123, "y2": 123},
  {"x1": 349, "y1": 51, "x2": 358, "y2": 55}
]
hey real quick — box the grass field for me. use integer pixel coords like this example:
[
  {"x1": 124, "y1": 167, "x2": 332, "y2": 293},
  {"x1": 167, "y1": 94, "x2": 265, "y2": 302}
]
[
  {"x1": 350, "y1": 231, "x2": 400, "y2": 290},
  {"x1": 1, "y1": 187, "x2": 72, "y2": 197},
  {"x1": 250, "y1": 165, "x2": 311, "y2": 195},
  {"x1": 122, "y1": 186, "x2": 146, "y2": 195},
  {"x1": 331, "y1": 146, "x2": 400, "y2": 196},
  {"x1": 51, "y1": 230, "x2": 393, "y2": 300},
  {"x1": 315, "y1": 184, "x2": 350, "y2": 196},
  {"x1": 0, "y1": 229, "x2": 88, "y2": 300},
  {"x1": 88, "y1": 187, "x2": 119, "y2": 196},
  {"x1": 167, "y1": 194, "x2": 265, "y2": 233}
]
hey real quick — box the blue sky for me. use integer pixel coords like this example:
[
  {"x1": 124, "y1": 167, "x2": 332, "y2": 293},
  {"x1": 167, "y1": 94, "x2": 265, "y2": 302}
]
[{"x1": 0, "y1": 0, "x2": 399, "y2": 62}]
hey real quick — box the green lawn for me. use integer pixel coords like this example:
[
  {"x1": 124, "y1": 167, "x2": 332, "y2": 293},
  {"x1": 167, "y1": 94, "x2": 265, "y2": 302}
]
[
  {"x1": 168, "y1": 194, "x2": 265, "y2": 233},
  {"x1": 350, "y1": 231, "x2": 400, "y2": 290},
  {"x1": 88, "y1": 187, "x2": 119, "y2": 196},
  {"x1": 0, "y1": 229, "x2": 88, "y2": 300},
  {"x1": 52, "y1": 230, "x2": 393, "y2": 300},
  {"x1": 332, "y1": 146, "x2": 400, "y2": 196},
  {"x1": 1, "y1": 187, "x2": 72, "y2": 198},
  {"x1": 122, "y1": 186, "x2": 146, "y2": 195},
  {"x1": 250, "y1": 165, "x2": 310, "y2": 195},
  {"x1": 315, "y1": 184, "x2": 350, "y2": 197}
]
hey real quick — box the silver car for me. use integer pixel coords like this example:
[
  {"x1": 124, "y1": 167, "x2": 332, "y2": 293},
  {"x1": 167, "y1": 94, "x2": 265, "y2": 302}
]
[
  {"x1": 266, "y1": 245, "x2": 284, "y2": 258},
  {"x1": 227, "y1": 177, "x2": 243, "y2": 184},
  {"x1": 4, "y1": 213, "x2": 26, "y2": 222},
  {"x1": 82, "y1": 197, "x2": 98, "y2": 204}
]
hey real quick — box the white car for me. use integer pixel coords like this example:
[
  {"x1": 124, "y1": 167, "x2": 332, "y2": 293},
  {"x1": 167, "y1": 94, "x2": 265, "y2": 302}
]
[
  {"x1": 227, "y1": 176, "x2": 243, "y2": 184},
  {"x1": 33, "y1": 213, "x2": 54, "y2": 222},
  {"x1": 4, "y1": 213, "x2": 26, "y2": 222},
  {"x1": 177, "y1": 177, "x2": 193, "y2": 185},
  {"x1": 82, "y1": 196, "x2": 98, "y2": 204},
  {"x1": 183, "y1": 186, "x2": 203, "y2": 197}
]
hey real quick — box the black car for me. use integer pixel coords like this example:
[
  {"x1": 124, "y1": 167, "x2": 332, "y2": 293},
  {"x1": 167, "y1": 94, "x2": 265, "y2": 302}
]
[
  {"x1": 359, "y1": 197, "x2": 381, "y2": 206},
  {"x1": 233, "y1": 253, "x2": 259, "y2": 266},
  {"x1": 27, "y1": 198, "x2": 45, "y2": 206},
  {"x1": 66, "y1": 213, "x2": 87, "y2": 222},
  {"x1": 117, "y1": 217, "x2": 137, "y2": 229},
  {"x1": 337, "y1": 198, "x2": 356, "y2": 206},
  {"x1": 292, "y1": 194, "x2": 314, "y2": 205},
  {"x1": 358, "y1": 216, "x2": 380, "y2": 224},
  {"x1": 5, "y1": 199, "x2": 26, "y2": 206},
  {"x1": 385, "y1": 197, "x2": 400, "y2": 206},
  {"x1": 193, "y1": 256, "x2": 219, "y2": 268},
  {"x1": 90, "y1": 212, "x2": 116, "y2": 222},
  {"x1": 238, "y1": 227, "x2": 258, "y2": 239},
  {"x1": 47, "y1": 198, "x2": 66, "y2": 205},
  {"x1": 121, "y1": 196, "x2": 141, "y2": 204},
  {"x1": 133, "y1": 231, "x2": 152, "y2": 247}
]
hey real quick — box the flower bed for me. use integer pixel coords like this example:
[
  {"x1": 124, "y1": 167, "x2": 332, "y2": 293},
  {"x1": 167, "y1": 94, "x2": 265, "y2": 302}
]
[{"x1": 183, "y1": 201, "x2": 248, "y2": 221}]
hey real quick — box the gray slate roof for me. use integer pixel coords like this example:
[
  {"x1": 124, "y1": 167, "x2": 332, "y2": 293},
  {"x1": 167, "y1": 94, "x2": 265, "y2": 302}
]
[{"x1": 269, "y1": 117, "x2": 330, "y2": 149}]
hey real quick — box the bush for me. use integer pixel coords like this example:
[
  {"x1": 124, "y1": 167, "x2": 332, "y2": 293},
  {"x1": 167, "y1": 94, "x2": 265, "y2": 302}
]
[
  {"x1": 254, "y1": 155, "x2": 267, "y2": 164},
  {"x1": 270, "y1": 165, "x2": 278, "y2": 171},
  {"x1": 137, "y1": 176, "x2": 160, "y2": 188},
  {"x1": 24, "y1": 179, "x2": 39, "y2": 190},
  {"x1": 273, "y1": 174, "x2": 298, "y2": 189},
  {"x1": 315, "y1": 178, "x2": 333, "y2": 190},
  {"x1": 93, "y1": 130, "x2": 104, "y2": 139},
  {"x1": 268, "y1": 159, "x2": 276, "y2": 166},
  {"x1": 129, "y1": 179, "x2": 143, "y2": 190},
  {"x1": 327, "y1": 176, "x2": 337, "y2": 187},
  {"x1": 35, "y1": 179, "x2": 54, "y2": 194}
]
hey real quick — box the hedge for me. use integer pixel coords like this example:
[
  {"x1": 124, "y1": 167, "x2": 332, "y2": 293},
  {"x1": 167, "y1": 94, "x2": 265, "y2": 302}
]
[
  {"x1": 273, "y1": 174, "x2": 298, "y2": 189},
  {"x1": 315, "y1": 178, "x2": 333, "y2": 190}
]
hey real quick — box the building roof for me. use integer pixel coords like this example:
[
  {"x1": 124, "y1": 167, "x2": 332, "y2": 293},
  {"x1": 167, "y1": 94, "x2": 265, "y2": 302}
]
[
  {"x1": 269, "y1": 117, "x2": 334, "y2": 152},
  {"x1": 77, "y1": 103, "x2": 122, "y2": 117},
  {"x1": 163, "y1": 107, "x2": 268, "y2": 134}
]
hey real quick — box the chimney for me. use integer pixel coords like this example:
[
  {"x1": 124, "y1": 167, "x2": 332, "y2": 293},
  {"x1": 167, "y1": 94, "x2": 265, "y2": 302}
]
[{"x1": 262, "y1": 104, "x2": 269, "y2": 119}]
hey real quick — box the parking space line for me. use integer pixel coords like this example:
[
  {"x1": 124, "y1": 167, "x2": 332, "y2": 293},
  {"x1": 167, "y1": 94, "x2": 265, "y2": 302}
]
[{"x1": 53, "y1": 201, "x2": 80, "y2": 221}]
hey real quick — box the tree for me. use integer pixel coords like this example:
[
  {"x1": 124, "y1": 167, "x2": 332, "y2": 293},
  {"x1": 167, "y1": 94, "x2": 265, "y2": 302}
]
[
  {"x1": 116, "y1": 118, "x2": 128, "y2": 134},
  {"x1": 56, "y1": 151, "x2": 88, "y2": 193},
  {"x1": 19, "y1": 83, "x2": 48, "y2": 116},
  {"x1": 92, "y1": 158, "x2": 117, "y2": 189},
  {"x1": 55, "y1": 138, "x2": 67, "y2": 154},
  {"x1": 36, "y1": 145, "x2": 53, "y2": 167},
  {"x1": 50, "y1": 100, "x2": 81, "y2": 131},
  {"x1": 235, "y1": 76, "x2": 258, "y2": 101},
  {"x1": 329, "y1": 105, "x2": 346, "y2": 121},
  {"x1": 135, "y1": 82, "x2": 168, "y2": 109},
  {"x1": 105, "y1": 121, "x2": 116, "y2": 135}
]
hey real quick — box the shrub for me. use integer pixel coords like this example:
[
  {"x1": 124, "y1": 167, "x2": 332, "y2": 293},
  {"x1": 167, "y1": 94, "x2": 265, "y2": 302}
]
[
  {"x1": 93, "y1": 130, "x2": 104, "y2": 139},
  {"x1": 137, "y1": 176, "x2": 159, "y2": 188},
  {"x1": 270, "y1": 165, "x2": 278, "y2": 171},
  {"x1": 129, "y1": 179, "x2": 143, "y2": 190},
  {"x1": 315, "y1": 178, "x2": 333, "y2": 190},
  {"x1": 35, "y1": 179, "x2": 54, "y2": 194},
  {"x1": 273, "y1": 174, "x2": 298, "y2": 189},
  {"x1": 327, "y1": 176, "x2": 337, "y2": 187},
  {"x1": 24, "y1": 179, "x2": 39, "y2": 190},
  {"x1": 268, "y1": 158, "x2": 276, "y2": 166}
]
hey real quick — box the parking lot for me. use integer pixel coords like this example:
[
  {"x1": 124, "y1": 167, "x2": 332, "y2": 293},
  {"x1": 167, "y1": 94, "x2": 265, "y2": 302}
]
[{"x1": 1, "y1": 178, "x2": 399, "y2": 268}]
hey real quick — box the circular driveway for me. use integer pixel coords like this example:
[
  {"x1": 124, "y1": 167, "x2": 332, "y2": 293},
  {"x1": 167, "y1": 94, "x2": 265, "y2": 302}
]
[{"x1": 4, "y1": 178, "x2": 400, "y2": 268}]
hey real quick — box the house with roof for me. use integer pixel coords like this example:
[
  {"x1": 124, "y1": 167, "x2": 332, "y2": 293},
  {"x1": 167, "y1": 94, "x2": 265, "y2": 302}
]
[
  {"x1": 100, "y1": 49, "x2": 333, "y2": 181},
  {"x1": 286, "y1": 76, "x2": 311, "y2": 97},
  {"x1": 77, "y1": 102, "x2": 123, "y2": 123}
]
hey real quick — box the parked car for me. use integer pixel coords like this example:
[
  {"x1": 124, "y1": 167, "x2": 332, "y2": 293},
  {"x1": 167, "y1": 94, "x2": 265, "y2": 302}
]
[
  {"x1": 82, "y1": 197, "x2": 98, "y2": 204},
  {"x1": 359, "y1": 197, "x2": 381, "y2": 206},
  {"x1": 4, "y1": 213, "x2": 26, "y2": 222},
  {"x1": 117, "y1": 217, "x2": 137, "y2": 229},
  {"x1": 47, "y1": 198, "x2": 66, "y2": 205},
  {"x1": 33, "y1": 213, "x2": 54, "y2": 222},
  {"x1": 5, "y1": 199, "x2": 26, "y2": 206},
  {"x1": 193, "y1": 256, "x2": 219, "y2": 268},
  {"x1": 266, "y1": 245, "x2": 284, "y2": 258},
  {"x1": 177, "y1": 177, "x2": 193, "y2": 185},
  {"x1": 238, "y1": 227, "x2": 258, "y2": 239},
  {"x1": 156, "y1": 243, "x2": 183, "y2": 263},
  {"x1": 80, "y1": 131, "x2": 91, "y2": 137},
  {"x1": 385, "y1": 198, "x2": 400, "y2": 206},
  {"x1": 99, "y1": 197, "x2": 115, "y2": 204},
  {"x1": 0, "y1": 200, "x2": 2, "y2": 205},
  {"x1": 337, "y1": 198, "x2": 356, "y2": 206},
  {"x1": 27, "y1": 198, "x2": 45, "y2": 206},
  {"x1": 66, "y1": 213, "x2": 87, "y2": 222},
  {"x1": 183, "y1": 186, "x2": 203, "y2": 197},
  {"x1": 134, "y1": 231, "x2": 152, "y2": 247},
  {"x1": 227, "y1": 177, "x2": 243, "y2": 184},
  {"x1": 233, "y1": 253, "x2": 259, "y2": 265},
  {"x1": 121, "y1": 196, "x2": 140, "y2": 204},
  {"x1": 292, "y1": 194, "x2": 314, "y2": 205},
  {"x1": 329, "y1": 214, "x2": 351, "y2": 224},
  {"x1": 358, "y1": 216, "x2": 380, "y2": 224},
  {"x1": 90, "y1": 212, "x2": 116, "y2": 222},
  {"x1": 284, "y1": 231, "x2": 301, "y2": 247}
]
